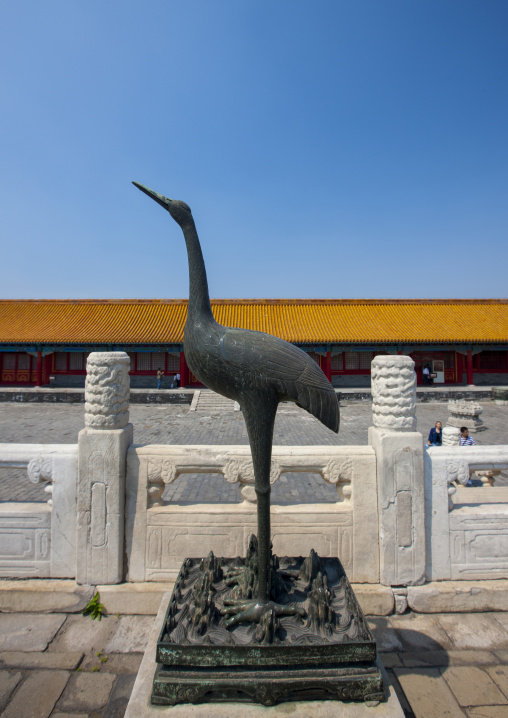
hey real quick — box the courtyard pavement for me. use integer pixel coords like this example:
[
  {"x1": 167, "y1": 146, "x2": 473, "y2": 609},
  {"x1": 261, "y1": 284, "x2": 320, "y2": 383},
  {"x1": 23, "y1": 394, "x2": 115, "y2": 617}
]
[
  {"x1": 0, "y1": 399, "x2": 506, "y2": 503},
  {"x1": 1, "y1": 608, "x2": 508, "y2": 716}
]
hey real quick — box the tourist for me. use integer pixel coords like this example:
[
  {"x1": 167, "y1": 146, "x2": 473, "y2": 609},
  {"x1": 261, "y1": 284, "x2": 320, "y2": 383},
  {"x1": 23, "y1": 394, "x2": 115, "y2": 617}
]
[
  {"x1": 427, "y1": 421, "x2": 442, "y2": 446},
  {"x1": 460, "y1": 426, "x2": 476, "y2": 484},
  {"x1": 171, "y1": 372, "x2": 181, "y2": 388},
  {"x1": 423, "y1": 364, "x2": 431, "y2": 385},
  {"x1": 460, "y1": 427, "x2": 476, "y2": 446},
  {"x1": 157, "y1": 367, "x2": 164, "y2": 389}
]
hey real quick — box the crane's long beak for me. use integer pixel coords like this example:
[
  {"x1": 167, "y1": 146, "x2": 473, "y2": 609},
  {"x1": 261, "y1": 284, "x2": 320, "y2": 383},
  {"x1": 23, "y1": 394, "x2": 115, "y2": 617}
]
[{"x1": 132, "y1": 182, "x2": 172, "y2": 211}]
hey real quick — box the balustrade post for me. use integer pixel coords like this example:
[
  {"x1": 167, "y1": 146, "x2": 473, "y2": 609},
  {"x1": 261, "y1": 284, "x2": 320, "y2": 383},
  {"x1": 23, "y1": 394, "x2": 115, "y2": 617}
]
[
  {"x1": 76, "y1": 352, "x2": 133, "y2": 585},
  {"x1": 368, "y1": 355, "x2": 425, "y2": 587}
]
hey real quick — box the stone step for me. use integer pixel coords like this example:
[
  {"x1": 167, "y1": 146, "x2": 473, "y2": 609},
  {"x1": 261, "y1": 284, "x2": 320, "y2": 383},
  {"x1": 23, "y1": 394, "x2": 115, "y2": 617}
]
[{"x1": 193, "y1": 390, "x2": 238, "y2": 412}]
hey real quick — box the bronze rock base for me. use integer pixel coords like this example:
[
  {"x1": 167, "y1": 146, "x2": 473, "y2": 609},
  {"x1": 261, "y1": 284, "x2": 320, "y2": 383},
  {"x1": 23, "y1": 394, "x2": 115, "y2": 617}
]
[{"x1": 152, "y1": 550, "x2": 386, "y2": 706}]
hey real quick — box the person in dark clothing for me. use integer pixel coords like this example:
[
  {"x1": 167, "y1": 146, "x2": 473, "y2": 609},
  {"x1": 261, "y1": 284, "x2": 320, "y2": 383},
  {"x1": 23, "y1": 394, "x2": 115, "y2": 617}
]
[{"x1": 427, "y1": 421, "x2": 442, "y2": 446}]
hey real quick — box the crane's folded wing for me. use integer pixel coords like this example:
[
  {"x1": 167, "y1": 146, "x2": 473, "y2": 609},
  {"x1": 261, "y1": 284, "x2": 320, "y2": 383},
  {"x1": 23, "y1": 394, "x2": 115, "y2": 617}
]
[{"x1": 223, "y1": 328, "x2": 339, "y2": 433}]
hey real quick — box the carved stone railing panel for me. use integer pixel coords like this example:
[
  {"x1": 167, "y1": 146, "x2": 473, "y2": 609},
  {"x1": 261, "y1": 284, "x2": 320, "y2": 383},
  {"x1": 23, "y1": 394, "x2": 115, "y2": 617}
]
[
  {"x1": 0, "y1": 444, "x2": 78, "y2": 578},
  {"x1": 425, "y1": 445, "x2": 508, "y2": 582},
  {"x1": 136, "y1": 447, "x2": 356, "y2": 507},
  {"x1": 125, "y1": 444, "x2": 379, "y2": 585}
]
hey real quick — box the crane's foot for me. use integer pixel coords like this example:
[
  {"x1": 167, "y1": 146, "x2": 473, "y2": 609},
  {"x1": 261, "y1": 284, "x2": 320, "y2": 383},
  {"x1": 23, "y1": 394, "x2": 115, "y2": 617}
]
[
  {"x1": 221, "y1": 599, "x2": 306, "y2": 627},
  {"x1": 221, "y1": 599, "x2": 306, "y2": 644}
]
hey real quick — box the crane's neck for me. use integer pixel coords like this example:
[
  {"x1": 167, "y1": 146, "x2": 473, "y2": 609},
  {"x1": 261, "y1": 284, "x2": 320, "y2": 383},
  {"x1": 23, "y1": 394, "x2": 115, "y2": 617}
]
[{"x1": 181, "y1": 218, "x2": 214, "y2": 324}]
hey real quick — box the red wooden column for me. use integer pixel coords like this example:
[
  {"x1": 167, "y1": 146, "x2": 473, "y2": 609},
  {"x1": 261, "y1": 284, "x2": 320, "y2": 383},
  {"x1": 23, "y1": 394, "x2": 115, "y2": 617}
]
[
  {"x1": 324, "y1": 351, "x2": 332, "y2": 382},
  {"x1": 466, "y1": 349, "x2": 474, "y2": 385},
  {"x1": 36, "y1": 351, "x2": 43, "y2": 386},
  {"x1": 179, "y1": 350, "x2": 189, "y2": 388}
]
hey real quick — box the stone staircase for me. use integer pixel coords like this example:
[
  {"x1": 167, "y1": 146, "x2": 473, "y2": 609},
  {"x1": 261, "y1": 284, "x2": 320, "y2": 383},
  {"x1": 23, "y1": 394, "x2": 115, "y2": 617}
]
[{"x1": 190, "y1": 389, "x2": 240, "y2": 412}]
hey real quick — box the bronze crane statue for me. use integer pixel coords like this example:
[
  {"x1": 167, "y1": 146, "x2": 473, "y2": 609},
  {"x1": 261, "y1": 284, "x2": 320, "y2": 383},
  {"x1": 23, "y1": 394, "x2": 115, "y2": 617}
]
[{"x1": 133, "y1": 182, "x2": 339, "y2": 626}]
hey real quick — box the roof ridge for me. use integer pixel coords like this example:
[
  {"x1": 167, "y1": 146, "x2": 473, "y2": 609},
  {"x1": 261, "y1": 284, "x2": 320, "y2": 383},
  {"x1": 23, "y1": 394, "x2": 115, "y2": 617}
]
[{"x1": 0, "y1": 298, "x2": 507, "y2": 305}]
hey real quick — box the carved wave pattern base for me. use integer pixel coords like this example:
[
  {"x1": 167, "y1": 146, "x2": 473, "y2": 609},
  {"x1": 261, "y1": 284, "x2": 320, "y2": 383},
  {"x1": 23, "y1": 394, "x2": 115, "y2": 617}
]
[{"x1": 152, "y1": 553, "x2": 385, "y2": 705}]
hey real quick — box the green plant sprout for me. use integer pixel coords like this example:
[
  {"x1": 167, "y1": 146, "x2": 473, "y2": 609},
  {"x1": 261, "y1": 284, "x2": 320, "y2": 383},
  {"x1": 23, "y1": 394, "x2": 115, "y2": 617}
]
[{"x1": 82, "y1": 591, "x2": 106, "y2": 621}]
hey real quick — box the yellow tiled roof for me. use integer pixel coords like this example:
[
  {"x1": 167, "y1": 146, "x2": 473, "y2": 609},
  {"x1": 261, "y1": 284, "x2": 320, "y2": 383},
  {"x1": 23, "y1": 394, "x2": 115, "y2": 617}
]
[{"x1": 0, "y1": 299, "x2": 507, "y2": 345}]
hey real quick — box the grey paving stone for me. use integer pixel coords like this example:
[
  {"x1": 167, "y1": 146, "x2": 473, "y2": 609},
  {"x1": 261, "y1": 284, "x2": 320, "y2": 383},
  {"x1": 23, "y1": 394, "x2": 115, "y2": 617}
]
[
  {"x1": 378, "y1": 652, "x2": 402, "y2": 667},
  {"x1": 385, "y1": 668, "x2": 414, "y2": 717},
  {"x1": 103, "y1": 674, "x2": 136, "y2": 718},
  {"x1": 56, "y1": 671, "x2": 116, "y2": 712},
  {"x1": 2, "y1": 669, "x2": 69, "y2": 718},
  {"x1": 400, "y1": 650, "x2": 496, "y2": 668},
  {"x1": 0, "y1": 613, "x2": 66, "y2": 651},
  {"x1": 438, "y1": 613, "x2": 508, "y2": 651},
  {"x1": 395, "y1": 667, "x2": 464, "y2": 718},
  {"x1": 442, "y1": 666, "x2": 506, "y2": 707},
  {"x1": 0, "y1": 669, "x2": 23, "y2": 712},
  {"x1": 105, "y1": 615, "x2": 154, "y2": 654},
  {"x1": 0, "y1": 651, "x2": 83, "y2": 669},
  {"x1": 80, "y1": 651, "x2": 143, "y2": 674},
  {"x1": 485, "y1": 666, "x2": 508, "y2": 700},
  {"x1": 48, "y1": 614, "x2": 118, "y2": 655},
  {"x1": 466, "y1": 707, "x2": 508, "y2": 718},
  {"x1": 51, "y1": 713, "x2": 90, "y2": 718},
  {"x1": 368, "y1": 618, "x2": 403, "y2": 652},
  {"x1": 389, "y1": 613, "x2": 453, "y2": 651}
]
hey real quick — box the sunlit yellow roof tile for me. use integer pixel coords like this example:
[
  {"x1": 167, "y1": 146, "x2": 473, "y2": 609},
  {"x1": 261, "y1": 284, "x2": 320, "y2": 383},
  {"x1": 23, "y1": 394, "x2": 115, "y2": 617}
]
[{"x1": 0, "y1": 298, "x2": 507, "y2": 345}]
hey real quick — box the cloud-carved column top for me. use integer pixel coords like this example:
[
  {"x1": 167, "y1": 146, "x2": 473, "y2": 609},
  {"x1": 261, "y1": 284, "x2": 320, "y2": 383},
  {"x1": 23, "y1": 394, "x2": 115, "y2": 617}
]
[
  {"x1": 442, "y1": 426, "x2": 460, "y2": 446},
  {"x1": 85, "y1": 352, "x2": 130, "y2": 429},
  {"x1": 371, "y1": 355, "x2": 417, "y2": 432}
]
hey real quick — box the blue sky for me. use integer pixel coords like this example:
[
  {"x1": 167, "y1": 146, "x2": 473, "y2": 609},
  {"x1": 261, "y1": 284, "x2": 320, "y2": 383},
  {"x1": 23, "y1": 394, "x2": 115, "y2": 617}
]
[{"x1": 1, "y1": 1, "x2": 507, "y2": 299}]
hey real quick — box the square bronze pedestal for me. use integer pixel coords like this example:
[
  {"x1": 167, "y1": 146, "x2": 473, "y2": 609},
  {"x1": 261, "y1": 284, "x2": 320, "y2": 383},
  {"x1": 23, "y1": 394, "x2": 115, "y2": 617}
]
[{"x1": 152, "y1": 554, "x2": 385, "y2": 706}]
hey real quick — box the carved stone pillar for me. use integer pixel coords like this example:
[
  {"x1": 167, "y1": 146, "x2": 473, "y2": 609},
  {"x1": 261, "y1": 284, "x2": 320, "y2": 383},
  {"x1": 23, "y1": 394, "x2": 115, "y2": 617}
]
[
  {"x1": 369, "y1": 355, "x2": 425, "y2": 586},
  {"x1": 76, "y1": 352, "x2": 132, "y2": 585},
  {"x1": 442, "y1": 426, "x2": 460, "y2": 446}
]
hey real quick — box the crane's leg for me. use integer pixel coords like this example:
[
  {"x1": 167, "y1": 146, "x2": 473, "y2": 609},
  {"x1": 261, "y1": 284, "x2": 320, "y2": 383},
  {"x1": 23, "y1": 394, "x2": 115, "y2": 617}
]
[
  {"x1": 241, "y1": 393, "x2": 278, "y2": 603},
  {"x1": 220, "y1": 394, "x2": 307, "y2": 635}
]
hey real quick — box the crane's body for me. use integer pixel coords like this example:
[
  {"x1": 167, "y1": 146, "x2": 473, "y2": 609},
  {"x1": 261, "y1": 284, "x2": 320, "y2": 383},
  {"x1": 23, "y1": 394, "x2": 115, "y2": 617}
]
[{"x1": 133, "y1": 182, "x2": 339, "y2": 621}]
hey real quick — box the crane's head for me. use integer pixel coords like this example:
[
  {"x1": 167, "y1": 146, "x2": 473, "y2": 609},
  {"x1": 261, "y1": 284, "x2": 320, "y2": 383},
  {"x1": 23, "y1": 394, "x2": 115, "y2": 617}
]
[{"x1": 132, "y1": 182, "x2": 192, "y2": 227}]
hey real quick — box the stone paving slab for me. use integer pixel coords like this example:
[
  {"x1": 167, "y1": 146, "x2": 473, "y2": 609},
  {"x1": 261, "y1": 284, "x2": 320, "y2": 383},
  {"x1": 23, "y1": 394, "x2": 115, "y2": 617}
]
[
  {"x1": 485, "y1": 666, "x2": 508, "y2": 700},
  {"x1": 56, "y1": 671, "x2": 116, "y2": 713},
  {"x1": 441, "y1": 666, "x2": 507, "y2": 707},
  {"x1": 399, "y1": 650, "x2": 497, "y2": 668},
  {"x1": 104, "y1": 615, "x2": 155, "y2": 654},
  {"x1": 2, "y1": 668, "x2": 70, "y2": 718},
  {"x1": 395, "y1": 667, "x2": 464, "y2": 718},
  {"x1": 0, "y1": 669, "x2": 23, "y2": 712},
  {"x1": 0, "y1": 613, "x2": 66, "y2": 651},
  {"x1": 466, "y1": 707, "x2": 508, "y2": 717},
  {"x1": 48, "y1": 614, "x2": 118, "y2": 654},
  {"x1": 437, "y1": 613, "x2": 508, "y2": 651},
  {"x1": 0, "y1": 650, "x2": 83, "y2": 669},
  {"x1": 103, "y1": 674, "x2": 137, "y2": 718},
  {"x1": 80, "y1": 651, "x2": 143, "y2": 673},
  {"x1": 388, "y1": 613, "x2": 453, "y2": 652},
  {"x1": 0, "y1": 580, "x2": 94, "y2": 613},
  {"x1": 0, "y1": 608, "x2": 507, "y2": 716}
]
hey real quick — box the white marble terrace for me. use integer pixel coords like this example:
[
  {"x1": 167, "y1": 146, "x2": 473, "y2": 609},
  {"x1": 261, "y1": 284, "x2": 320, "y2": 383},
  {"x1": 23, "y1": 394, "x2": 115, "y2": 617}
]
[{"x1": 1, "y1": 351, "x2": 508, "y2": 607}]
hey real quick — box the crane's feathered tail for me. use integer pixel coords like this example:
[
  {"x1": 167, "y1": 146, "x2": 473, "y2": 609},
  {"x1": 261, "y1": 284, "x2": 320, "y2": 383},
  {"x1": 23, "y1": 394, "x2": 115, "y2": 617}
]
[{"x1": 285, "y1": 361, "x2": 339, "y2": 434}]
